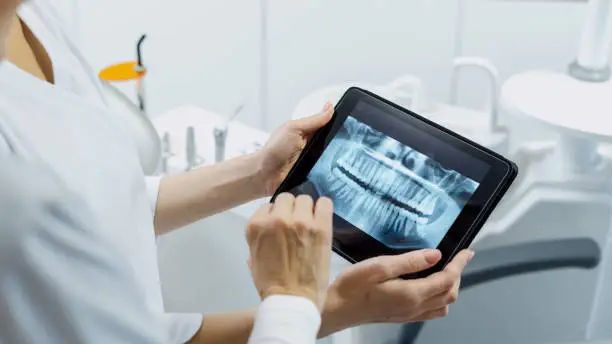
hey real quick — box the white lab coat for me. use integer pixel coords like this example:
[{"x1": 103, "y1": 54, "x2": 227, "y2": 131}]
[
  {"x1": 0, "y1": 2, "x2": 325, "y2": 344},
  {"x1": 0, "y1": 1, "x2": 202, "y2": 343}
]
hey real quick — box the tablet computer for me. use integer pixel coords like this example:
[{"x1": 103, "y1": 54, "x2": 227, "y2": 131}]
[{"x1": 272, "y1": 87, "x2": 518, "y2": 278}]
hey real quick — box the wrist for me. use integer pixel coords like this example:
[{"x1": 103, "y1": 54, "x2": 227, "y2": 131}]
[
  {"x1": 252, "y1": 295, "x2": 322, "y2": 344},
  {"x1": 247, "y1": 151, "x2": 271, "y2": 198},
  {"x1": 261, "y1": 285, "x2": 319, "y2": 309},
  {"x1": 251, "y1": 149, "x2": 277, "y2": 197},
  {"x1": 318, "y1": 289, "x2": 360, "y2": 338}
]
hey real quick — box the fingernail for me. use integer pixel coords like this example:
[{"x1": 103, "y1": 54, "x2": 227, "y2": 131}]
[
  {"x1": 323, "y1": 102, "x2": 332, "y2": 111},
  {"x1": 423, "y1": 249, "x2": 442, "y2": 264},
  {"x1": 467, "y1": 250, "x2": 475, "y2": 261}
]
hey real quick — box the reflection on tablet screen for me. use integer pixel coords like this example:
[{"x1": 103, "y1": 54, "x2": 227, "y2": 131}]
[{"x1": 306, "y1": 116, "x2": 480, "y2": 250}]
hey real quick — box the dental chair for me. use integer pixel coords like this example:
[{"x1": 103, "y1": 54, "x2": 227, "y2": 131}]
[{"x1": 397, "y1": 238, "x2": 602, "y2": 344}]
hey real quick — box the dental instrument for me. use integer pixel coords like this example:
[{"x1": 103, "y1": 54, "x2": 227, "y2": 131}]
[
  {"x1": 161, "y1": 132, "x2": 172, "y2": 174},
  {"x1": 151, "y1": 105, "x2": 271, "y2": 218},
  {"x1": 213, "y1": 104, "x2": 244, "y2": 163},
  {"x1": 213, "y1": 128, "x2": 227, "y2": 164},
  {"x1": 185, "y1": 126, "x2": 206, "y2": 171}
]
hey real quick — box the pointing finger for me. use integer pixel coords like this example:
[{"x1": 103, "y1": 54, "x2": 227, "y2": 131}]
[
  {"x1": 314, "y1": 197, "x2": 334, "y2": 231},
  {"x1": 293, "y1": 194, "x2": 315, "y2": 227},
  {"x1": 271, "y1": 193, "x2": 296, "y2": 219}
]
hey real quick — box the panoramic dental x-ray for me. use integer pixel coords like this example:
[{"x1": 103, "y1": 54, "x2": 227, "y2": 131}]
[{"x1": 306, "y1": 116, "x2": 479, "y2": 250}]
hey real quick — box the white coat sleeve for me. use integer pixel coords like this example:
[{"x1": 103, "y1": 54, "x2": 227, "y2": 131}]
[
  {"x1": 0, "y1": 155, "x2": 167, "y2": 344},
  {"x1": 248, "y1": 295, "x2": 321, "y2": 344},
  {"x1": 145, "y1": 175, "x2": 163, "y2": 214}
]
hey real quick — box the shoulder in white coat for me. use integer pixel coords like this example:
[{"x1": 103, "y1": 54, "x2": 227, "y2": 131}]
[{"x1": 0, "y1": 154, "x2": 167, "y2": 344}]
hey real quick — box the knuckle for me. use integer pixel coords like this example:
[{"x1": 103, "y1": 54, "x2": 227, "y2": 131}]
[
  {"x1": 406, "y1": 258, "x2": 421, "y2": 272},
  {"x1": 447, "y1": 290, "x2": 459, "y2": 304},
  {"x1": 285, "y1": 121, "x2": 298, "y2": 131},
  {"x1": 271, "y1": 216, "x2": 290, "y2": 229},
  {"x1": 319, "y1": 223, "x2": 333, "y2": 237},
  {"x1": 246, "y1": 220, "x2": 262, "y2": 233},
  {"x1": 439, "y1": 274, "x2": 455, "y2": 291},
  {"x1": 293, "y1": 219, "x2": 311, "y2": 232},
  {"x1": 402, "y1": 290, "x2": 419, "y2": 307},
  {"x1": 245, "y1": 223, "x2": 262, "y2": 241},
  {"x1": 448, "y1": 269, "x2": 461, "y2": 281},
  {"x1": 441, "y1": 306, "x2": 450, "y2": 317},
  {"x1": 373, "y1": 260, "x2": 393, "y2": 280}
]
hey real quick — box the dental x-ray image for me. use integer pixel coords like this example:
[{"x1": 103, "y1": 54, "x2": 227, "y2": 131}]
[{"x1": 304, "y1": 116, "x2": 480, "y2": 250}]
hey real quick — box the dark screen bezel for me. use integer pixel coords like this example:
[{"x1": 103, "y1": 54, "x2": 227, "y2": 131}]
[{"x1": 272, "y1": 87, "x2": 516, "y2": 276}]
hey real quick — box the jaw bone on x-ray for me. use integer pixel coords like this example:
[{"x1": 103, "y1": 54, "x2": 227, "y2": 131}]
[{"x1": 307, "y1": 116, "x2": 480, "y2": 249}]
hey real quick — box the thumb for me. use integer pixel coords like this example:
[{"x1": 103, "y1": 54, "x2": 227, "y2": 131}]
[
  {"x1": 290, "y1": 103, "x2": 334, "y2": 135},
  {"x1": 335, "y1": 249, "x2": 441, "y2": 290},
  {"x1": 390, "y1": 249, "x2": 442, "y2": 277}
]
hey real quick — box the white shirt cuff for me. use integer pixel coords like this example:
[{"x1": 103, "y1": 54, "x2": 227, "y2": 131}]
[
  {"x1": 162, "y1": 313, "x2": 204, "y2": 344},
  {"x1": 249, "y1": 295, "x2": 321, "y2": 344}
]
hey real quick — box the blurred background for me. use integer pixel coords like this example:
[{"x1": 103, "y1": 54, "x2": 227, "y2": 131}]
[{"x1": 68, "y1": 0, "x2": 612, "y2": 343}]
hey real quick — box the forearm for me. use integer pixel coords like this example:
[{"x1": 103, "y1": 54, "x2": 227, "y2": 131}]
[
  {"x1": 188, "y1": 296, "x2": 335, "y2": 344},
  {"x1": 318, "y1": 292, "x2": 357, "y2": 338},
  {"x1": 188, "y1": 310, "x2": 256, "y2": 344},
  {"x1": 187, "y1": 295, "x2": 353, "y2": 343},
  {"x1": 154, "y1": 153, "x2": 267, "y2": 235}
]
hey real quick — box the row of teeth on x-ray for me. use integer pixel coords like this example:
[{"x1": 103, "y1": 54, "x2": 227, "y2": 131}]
[
  {"x1": 342, "y1": 118, "x2": 477, "y2": 194},
  {"x1": 333, "y1": 157, "x2": 437, "y2": 220},
  {"x1": 346, "y1": 119, "x2": 466, "y2": 186},
  {"x1": 328, "y1": 172, "x2": 427, "y2": 238},
  {"x1": 327, "y1": 121, "x2": 479, "y2": 239}
]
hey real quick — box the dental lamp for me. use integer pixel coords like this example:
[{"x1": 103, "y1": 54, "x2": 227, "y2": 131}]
[
  {"x1": 97, "y1": 35, "x2": 162, "y2": 175},
  {"x1": 99, "y1": 34, "x2": 149, "y2": 113}
]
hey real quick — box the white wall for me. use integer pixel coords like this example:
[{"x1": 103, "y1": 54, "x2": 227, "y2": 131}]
[
  {"x1": 78, "y1": 0, "x2": 593, "y2": 132},
  {"x1": 78, "y1": 0, "x2": 262, "y2": 128},
  {"x1": 265, "y1": 1, "x2": 460, "y2": 130},
  {"x1": 458, "y1": 0, "x2": 588, "y2": 110}
]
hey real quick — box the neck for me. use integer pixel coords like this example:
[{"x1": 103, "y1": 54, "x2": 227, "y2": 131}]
[{"x1": 7, "y1": 14, "x2": 54, "y2": 83}]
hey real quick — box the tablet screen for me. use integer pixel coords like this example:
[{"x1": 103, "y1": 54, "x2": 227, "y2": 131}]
[
  {"x1": 297, "y1": 98, "x2": 488, "y2": 250},
  {"x1": 278, "y1": 88, "x2": 516, "y2": 267}
]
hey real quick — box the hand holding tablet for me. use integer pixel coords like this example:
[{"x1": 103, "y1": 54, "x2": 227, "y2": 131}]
[{"x1": 272, "y1": 87, "x2": 518, "y2": 278}]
